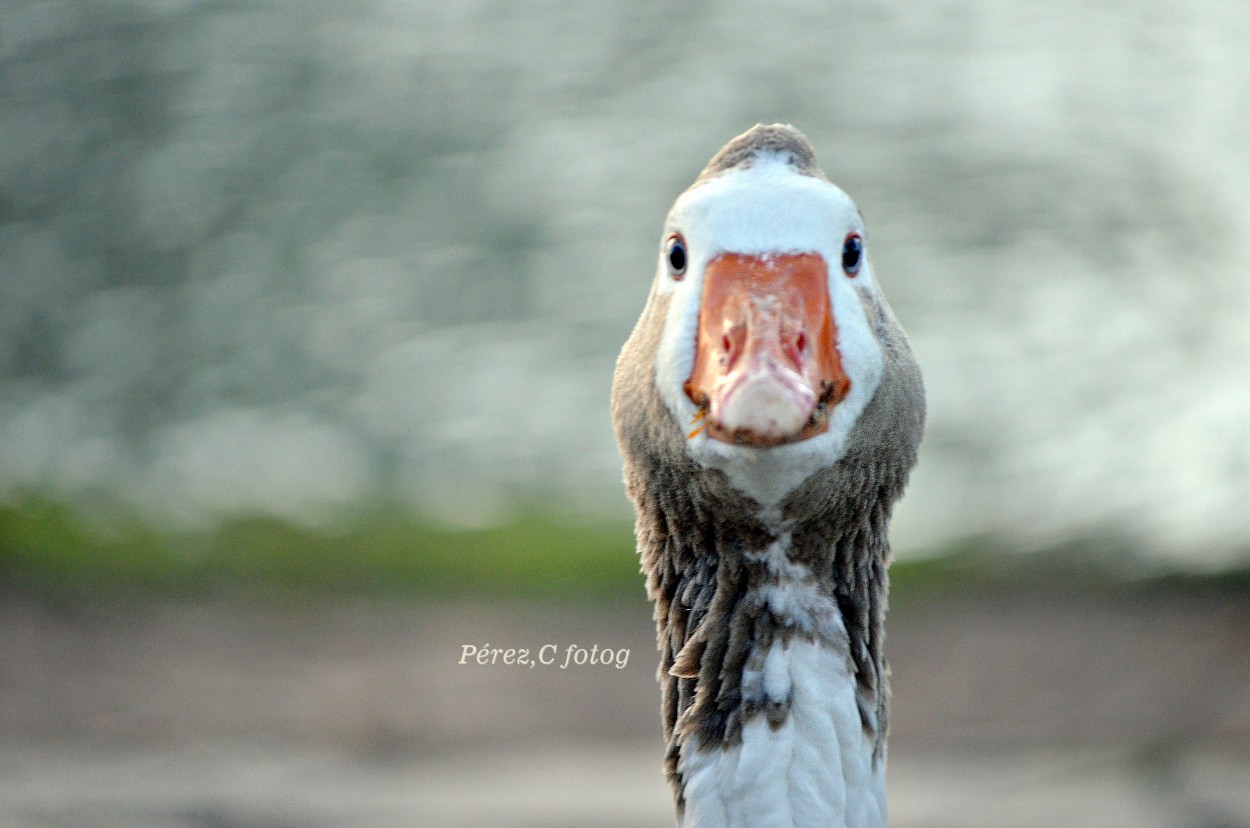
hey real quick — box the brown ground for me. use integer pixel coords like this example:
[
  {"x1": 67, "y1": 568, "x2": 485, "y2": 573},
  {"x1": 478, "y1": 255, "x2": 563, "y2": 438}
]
[{"x1": 2, "y1": 585, "x2": 1248, "y2": 827}]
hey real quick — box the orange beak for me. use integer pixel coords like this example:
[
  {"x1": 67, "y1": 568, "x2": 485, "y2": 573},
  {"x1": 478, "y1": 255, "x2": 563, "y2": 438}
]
[{"x1": 683, "y1": 252, "x2": 850, "y2": 446}]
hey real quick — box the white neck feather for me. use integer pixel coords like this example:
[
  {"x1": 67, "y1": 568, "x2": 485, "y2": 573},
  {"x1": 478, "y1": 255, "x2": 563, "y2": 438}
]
[{"x1": 675, "y1": 544, "x2": 887, "y2": 828}]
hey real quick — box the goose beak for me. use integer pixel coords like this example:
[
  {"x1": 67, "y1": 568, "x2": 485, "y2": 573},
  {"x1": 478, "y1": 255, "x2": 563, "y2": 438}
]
[{"x1": 684, "y1": 252, "x2": 850, "y2": 446}]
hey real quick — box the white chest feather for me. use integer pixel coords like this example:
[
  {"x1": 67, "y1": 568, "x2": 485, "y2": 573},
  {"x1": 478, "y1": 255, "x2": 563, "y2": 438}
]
[{"x1": 676, "y1": 635, "x2": 886, "y2": 828}]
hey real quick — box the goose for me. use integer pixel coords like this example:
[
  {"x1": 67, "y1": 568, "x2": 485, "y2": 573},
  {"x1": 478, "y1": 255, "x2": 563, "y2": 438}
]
[{"x1": 611, "y1": 124, "x2": 925, "y2": 828}]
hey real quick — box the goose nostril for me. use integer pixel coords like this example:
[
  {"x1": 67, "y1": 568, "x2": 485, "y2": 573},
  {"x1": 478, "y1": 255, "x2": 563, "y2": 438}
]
[
  {"x1": 719, "y1": 333, "x2": 735, "y2": 369},
  {"x1": 796, "y1": 332, "x2": 807, "y2": 353}
]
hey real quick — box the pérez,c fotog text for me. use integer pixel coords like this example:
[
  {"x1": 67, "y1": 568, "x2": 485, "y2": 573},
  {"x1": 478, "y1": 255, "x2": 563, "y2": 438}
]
[{"x1": 458, "y1": 643, "x2": 630, "y2": 670}]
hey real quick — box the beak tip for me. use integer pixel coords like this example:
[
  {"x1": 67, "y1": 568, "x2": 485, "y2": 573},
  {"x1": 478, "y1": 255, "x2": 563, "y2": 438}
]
[{"x1": 713, "y1": 374, "x2": 815, "y2": 442}]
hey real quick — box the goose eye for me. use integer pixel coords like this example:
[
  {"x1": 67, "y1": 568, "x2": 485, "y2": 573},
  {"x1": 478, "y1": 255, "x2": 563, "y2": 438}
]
[
  {"x1": 841, "y1": 233, "x2": 863, "y2": 276},
  {"x1": 665, "y1": 234, "x2": 688, "y2": 279}
]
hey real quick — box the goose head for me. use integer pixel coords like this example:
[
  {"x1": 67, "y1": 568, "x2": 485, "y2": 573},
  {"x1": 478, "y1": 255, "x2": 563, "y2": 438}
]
[{"x1": 614, "y1": 123, "x2": 923, "y2": 514}]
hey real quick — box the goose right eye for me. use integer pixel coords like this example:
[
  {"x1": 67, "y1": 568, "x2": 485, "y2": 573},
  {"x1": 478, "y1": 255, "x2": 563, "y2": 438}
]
[{"x1": 841, "y1": 232, "x2": 863, "y2": 276}]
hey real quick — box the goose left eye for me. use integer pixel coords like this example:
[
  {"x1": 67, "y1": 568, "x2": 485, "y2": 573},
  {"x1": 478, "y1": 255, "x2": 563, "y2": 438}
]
[
  {"x1": 665, "y1": 234, "x2": 688, "y2": 279},
  {"x1": 841, "y1": 233, "x2": 863, "y2": 276}
]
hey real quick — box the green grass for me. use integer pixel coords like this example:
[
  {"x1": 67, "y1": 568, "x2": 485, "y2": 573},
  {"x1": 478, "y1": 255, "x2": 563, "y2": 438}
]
[
  {"x1": 0, "y1": 496, "x2": 642, "y2": 602},
  {"x1": 3, "y1": 495, "x2": 1246, "y2": 603},
  {"x1": 888, "y1": 533, "x2": 1250, "y2": 600}
]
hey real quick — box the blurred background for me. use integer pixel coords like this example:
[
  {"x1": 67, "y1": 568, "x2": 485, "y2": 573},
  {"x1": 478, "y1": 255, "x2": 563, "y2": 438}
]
[{"x1": 1, "y1": 1, "x2": 1249, "y2": 827}]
